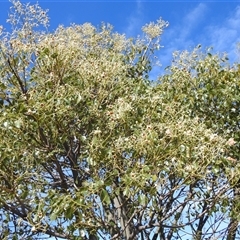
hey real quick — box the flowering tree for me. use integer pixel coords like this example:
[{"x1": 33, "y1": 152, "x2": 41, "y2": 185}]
[
  {"x1": 0, "y1": 1, "x2": 239, "y2": 239},
  {"x1": 159, "y1": 48, "x2": 240, "y2": 240}
]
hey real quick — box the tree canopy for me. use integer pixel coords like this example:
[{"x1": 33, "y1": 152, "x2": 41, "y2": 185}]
[{"x1": 0, "y1": 1, "x2": 240, "y2": 239}]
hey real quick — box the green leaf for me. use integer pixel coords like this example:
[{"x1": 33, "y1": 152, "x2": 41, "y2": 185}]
[
  {"x1": 50, "y1": 208, "x2": 62, "y2": 221},
  {"x1": 14, "y1": 119, "x2": 21, "y2": 128},
  {"x1": 51, "y1": 53, "x2": 58, "y2": 59},
  {"x1": 65, "y1": 207, "x2": 74, "y2": 220},
  {"x1": 138, "y1": 195, "x2": 147, "y2": 206},
  {"x1": 21, "y1": 190, "x2": 29, "y2": 199},
  {"x1": 100, "y1": 189, "x2": 110, "y2": 205},
  {"x1": 42, "y1": 48, "x2": 50, "y2": 55}
]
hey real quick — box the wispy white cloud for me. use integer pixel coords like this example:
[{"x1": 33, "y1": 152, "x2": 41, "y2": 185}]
[
  {"x1": 164, "y1": 3, "x2": 207, "y2": 49},
  {"x1": 183, "y1": 3, "x2": 208, "y2": 37},
  {"x1": 155, "y1": 3, "x2": 208, "y2": 73},
  {"x1": 125, "y1": 2, "x2": 240, "y2": 79},
  {"x1": 203, "y1": 6, "x2": 240, "y2": 61},
  {"x1": 125, "y1": 0, "x2": 144, "y2": 37},
  {"x1": 154, "y1": 3, "x2": 240, "y2": 77}
]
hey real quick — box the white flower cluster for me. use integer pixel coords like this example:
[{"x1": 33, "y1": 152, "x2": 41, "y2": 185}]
[
  {"x1": 7, "y1": 0, "x2": 49, "y2": 31},
  {"x1": 114, "y1": 98, "x2": 132, "y2": 120},
  {"x1": 142, "y1": 18, "x2": 169, "y2": 40}
]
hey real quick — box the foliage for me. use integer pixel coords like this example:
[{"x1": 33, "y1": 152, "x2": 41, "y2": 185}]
[
  {"x1": 159, "y1": 48, "x2": 240, "y2": 239},
  {"x1": 0, "y1": 1, "x2": 239, "y2": 239}
]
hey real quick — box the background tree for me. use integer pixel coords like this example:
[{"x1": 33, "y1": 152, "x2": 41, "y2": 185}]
[
  {"x1": 159, "y1": 47, "x2": 240, "y2": 239},
  {"x1": 0, "y1": 1, "x2": 239, "y2": 239}
]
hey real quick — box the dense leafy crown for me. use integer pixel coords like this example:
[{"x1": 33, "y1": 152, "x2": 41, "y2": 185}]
[{"x1": 0, "y1": 1, "x2": 240, "y2": 240}]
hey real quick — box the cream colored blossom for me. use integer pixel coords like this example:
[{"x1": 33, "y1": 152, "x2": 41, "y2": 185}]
[
  {"x1": 226, "y1": 138, "x2": 236, "y2": 146},
  {"x1": 209, "y1": 133, "x2": 218, "y2": 142},
  {"x1": 165, "y1": 128, "x2": 172, "y2": 136},
  {"x1": 142, "y1": 18, "x2": 169, "y2": 39},
  {"x1": 227, "y1": 156, "x2": 237, "y2": 163}
]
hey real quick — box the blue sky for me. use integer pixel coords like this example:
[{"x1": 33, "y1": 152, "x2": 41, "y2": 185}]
[{"x1": 1, "y1": 0, "x2": 240, "y2": 73}]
